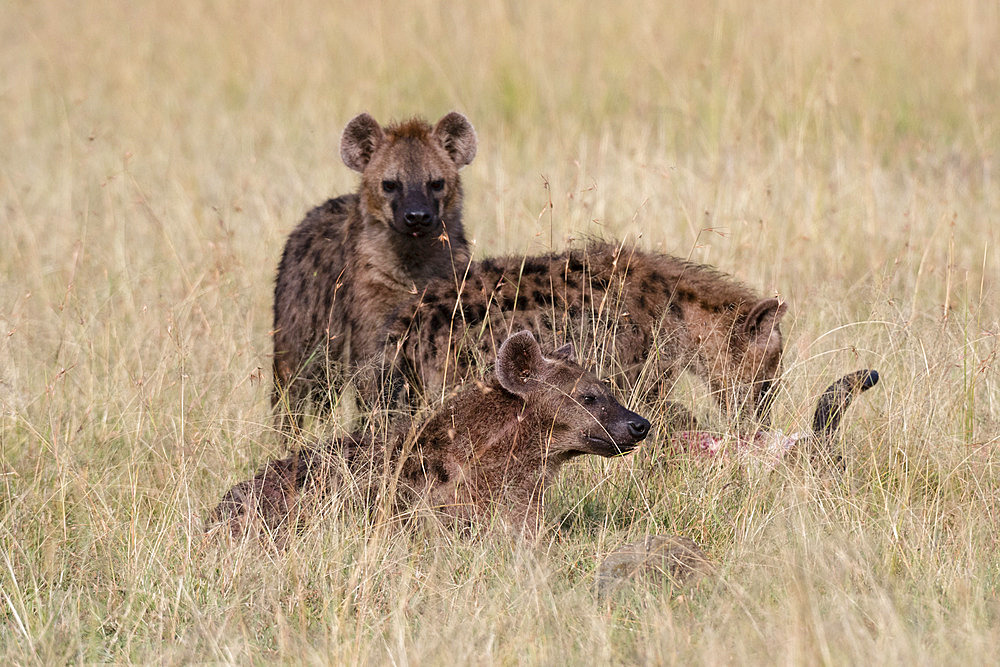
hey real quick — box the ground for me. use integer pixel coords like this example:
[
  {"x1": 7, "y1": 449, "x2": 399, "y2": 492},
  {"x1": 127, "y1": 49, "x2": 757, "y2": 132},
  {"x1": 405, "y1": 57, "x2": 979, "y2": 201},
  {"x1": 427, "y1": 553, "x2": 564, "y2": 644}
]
[{"x1": 1, "y1": 0, "x2": 998, "y2": 662}]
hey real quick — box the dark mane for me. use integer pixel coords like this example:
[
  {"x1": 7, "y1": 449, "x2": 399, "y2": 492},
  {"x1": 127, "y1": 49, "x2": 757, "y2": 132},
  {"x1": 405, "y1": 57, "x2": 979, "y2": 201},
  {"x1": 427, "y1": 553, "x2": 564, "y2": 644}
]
[{"x1": 386, "y1": 117, "x2": 434, "y2": 140}]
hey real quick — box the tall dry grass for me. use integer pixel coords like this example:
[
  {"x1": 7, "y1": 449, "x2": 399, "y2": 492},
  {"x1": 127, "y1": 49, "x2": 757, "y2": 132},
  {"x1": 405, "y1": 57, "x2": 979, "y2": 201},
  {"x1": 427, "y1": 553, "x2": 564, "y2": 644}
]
[{"x1": 1, "y1": 0, "x2": 998, "y2": 662}]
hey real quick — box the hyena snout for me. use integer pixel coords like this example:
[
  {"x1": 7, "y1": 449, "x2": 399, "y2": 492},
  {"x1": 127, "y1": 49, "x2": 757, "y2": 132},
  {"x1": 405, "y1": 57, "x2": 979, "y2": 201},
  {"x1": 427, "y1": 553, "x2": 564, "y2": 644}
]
[
  {"x1": 588, "y1": 406, "x2": 651, "y2": 457},
  {"x1": 627, "y1": 414, "x2": 651, "y2": 440},
  {"x1": 404, "y1": 209, "x2": 433, "y2": 229},
  {"x1": 396, "y1": 188, "x2": 440, "y2": 236},
  {"x1": 617, "y1": 407, "x2": 651, "y2": 449}
]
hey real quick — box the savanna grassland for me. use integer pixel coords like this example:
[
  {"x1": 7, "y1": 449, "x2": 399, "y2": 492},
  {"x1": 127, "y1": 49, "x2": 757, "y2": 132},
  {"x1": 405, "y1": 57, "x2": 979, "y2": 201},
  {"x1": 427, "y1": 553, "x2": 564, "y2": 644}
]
[{"x1": 2, "y1": 0, "x2": 999, "y2": 663}]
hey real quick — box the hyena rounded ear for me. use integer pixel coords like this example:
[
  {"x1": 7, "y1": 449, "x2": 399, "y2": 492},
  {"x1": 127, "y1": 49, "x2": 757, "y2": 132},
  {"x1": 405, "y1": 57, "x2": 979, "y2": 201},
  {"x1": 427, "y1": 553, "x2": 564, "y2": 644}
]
[
  {"x1": 743, "y1": 298, "x2": 788, "y2": 350},
  {"x1": 496, "y1": 330, "x2": 545, "y2": 397},
  {"x1": 548, "y1": 342, "x2": 576, "y2": 363},
  {"x1": 432, "y1": 111, "x2": 477, "y2": 168},
  {"x1": 341, "y1": 113, "x2": 386, "y2": 172}
]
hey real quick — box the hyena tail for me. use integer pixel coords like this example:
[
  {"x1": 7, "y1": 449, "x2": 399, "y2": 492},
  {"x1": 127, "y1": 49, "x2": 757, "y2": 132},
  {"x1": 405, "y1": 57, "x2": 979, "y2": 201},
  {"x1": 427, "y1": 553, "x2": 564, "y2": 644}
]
[{"x1": 811, "y1": 369, "x2": 880, "y2": 439}]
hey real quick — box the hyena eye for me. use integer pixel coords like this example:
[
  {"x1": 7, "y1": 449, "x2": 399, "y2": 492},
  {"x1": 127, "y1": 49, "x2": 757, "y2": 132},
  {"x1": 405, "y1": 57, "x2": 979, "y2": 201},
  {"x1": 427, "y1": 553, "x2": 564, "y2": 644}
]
[
  {"x1": 580, "y1": 394, "x2": 597, "y2": 406},
  {"x1": 428, "y1": 179, "x2": 445, "y2": 193},
  {"x1": 381, "y1": 180, "x2": 399, "y2": 194}
]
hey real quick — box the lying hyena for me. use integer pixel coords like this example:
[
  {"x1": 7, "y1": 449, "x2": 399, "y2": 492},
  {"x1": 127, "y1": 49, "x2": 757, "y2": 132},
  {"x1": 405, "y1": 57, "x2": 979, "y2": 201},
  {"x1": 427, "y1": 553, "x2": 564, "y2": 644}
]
[
  {"x1": 209, "y1": 331, "x2": 651, "y2": 541},
  {"x1": 377, "y1": 240, "x2": 787, "y2": 427},
  {"x1": 272, "y1": 111, "x2": 477, "y2": 431}
]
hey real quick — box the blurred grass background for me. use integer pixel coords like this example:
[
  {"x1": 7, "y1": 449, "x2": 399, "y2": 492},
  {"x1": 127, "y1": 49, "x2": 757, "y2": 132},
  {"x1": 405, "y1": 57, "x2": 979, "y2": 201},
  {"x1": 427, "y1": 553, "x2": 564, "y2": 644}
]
[{"x1": 1, "y1": 0, "x2": 998, "y2": 662}]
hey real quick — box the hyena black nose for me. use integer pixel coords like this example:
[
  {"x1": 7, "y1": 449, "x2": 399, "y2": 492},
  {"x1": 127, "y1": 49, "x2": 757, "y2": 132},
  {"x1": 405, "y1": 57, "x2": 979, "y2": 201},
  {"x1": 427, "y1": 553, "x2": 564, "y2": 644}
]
[
  {"x1": 404, "y1": 210, "x2": 432, "y2": 228},
  {"x1": 627, "y1": 417, "x2": 651, "y2": 441}
]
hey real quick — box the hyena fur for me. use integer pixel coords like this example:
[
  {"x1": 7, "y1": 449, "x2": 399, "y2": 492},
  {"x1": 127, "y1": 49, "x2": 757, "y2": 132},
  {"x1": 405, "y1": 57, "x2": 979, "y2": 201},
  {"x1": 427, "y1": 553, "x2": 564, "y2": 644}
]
[
  {"x1": 272, "y1": 111, "x2": 477, "y2": 431},
  {"x1": 209, "y1": 331, "x2": 651, "y2": 541},
  {"x1": 376, "y1": 240, "x2": 787, "y2": 427}
]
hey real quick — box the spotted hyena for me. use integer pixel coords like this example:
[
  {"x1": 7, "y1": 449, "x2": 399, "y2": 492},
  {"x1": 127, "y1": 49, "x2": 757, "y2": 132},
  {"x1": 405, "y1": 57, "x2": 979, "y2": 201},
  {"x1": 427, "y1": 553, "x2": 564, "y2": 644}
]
[
  {"x1": 209, "y1": 331, "x2": 651, "y2": 540},
  {"x1": 272, "y1": 111, "x2": 478, "y2": 431},
  {"x1": 377, "y1": 240, "x2": 787, "y2": 427}
]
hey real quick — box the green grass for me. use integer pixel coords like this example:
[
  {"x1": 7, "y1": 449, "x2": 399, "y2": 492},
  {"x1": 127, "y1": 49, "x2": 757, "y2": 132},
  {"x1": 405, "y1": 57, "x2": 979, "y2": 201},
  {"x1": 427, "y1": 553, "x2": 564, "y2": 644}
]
[{"x1": 2, "y1": 0, "x2": 999, "y2": 662}]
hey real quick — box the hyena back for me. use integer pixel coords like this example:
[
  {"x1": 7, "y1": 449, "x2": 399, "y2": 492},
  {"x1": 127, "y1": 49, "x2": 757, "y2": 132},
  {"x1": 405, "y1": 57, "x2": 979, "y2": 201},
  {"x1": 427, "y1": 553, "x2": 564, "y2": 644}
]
[
  {"x1": 378, "y1": 241, "x2": 787, "y2": 426},
  {"x1": 272, "y1": 111, "x2": 477, "y2": 431}
]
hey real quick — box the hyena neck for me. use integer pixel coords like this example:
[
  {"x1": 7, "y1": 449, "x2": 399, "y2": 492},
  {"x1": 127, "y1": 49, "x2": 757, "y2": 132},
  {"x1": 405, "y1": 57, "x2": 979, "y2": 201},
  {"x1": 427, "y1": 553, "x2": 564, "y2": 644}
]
[
  {"x1": 413, "y1": 382, "x2": 521, "y2": 449},
  {"x1": 471, "y1": 398, "x2": 566, "y2": 489},
  {"x1": 357, "y1": 212, "x2": 470, "y2": 286},
  {"x1": 391, "y1": 384, "x2": 562, "y2": 530},
  {"x1": 417, "y1": 383, "x2": 549, "y2": 466}
]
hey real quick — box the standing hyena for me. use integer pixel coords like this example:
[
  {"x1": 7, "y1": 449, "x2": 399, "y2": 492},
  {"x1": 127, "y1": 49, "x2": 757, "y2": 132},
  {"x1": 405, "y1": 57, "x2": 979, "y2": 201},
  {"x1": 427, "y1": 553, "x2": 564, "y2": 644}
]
[
  {"x1": 272, "y1": 111, "x2": 477, "y2": 431},
  {"x1": 209, "y1": 331, "x2": 651, "y2": 540},
  {"x1": 378, "y1": 240, "x2": 787, "y2": 427}
]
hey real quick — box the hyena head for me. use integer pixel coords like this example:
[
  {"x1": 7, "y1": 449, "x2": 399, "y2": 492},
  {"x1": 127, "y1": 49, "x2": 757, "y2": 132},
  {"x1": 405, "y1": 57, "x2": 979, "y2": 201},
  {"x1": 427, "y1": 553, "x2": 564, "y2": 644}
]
[
  {"x1": 340, "y1": 111, "x2": 477, "y2": 238},
  {"x1": 704, "y1": 298, "x2": 788, "y2": 426},
  {"x1": 495, "y1": 331, "x2": 651, "y2": 459}
]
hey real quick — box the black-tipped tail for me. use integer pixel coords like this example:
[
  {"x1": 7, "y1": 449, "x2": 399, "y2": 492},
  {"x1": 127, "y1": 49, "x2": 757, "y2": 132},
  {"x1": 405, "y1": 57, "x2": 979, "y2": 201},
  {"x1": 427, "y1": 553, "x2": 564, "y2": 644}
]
[{"x1": 812, "y1": 370, "x2": 880, "y2": 438}]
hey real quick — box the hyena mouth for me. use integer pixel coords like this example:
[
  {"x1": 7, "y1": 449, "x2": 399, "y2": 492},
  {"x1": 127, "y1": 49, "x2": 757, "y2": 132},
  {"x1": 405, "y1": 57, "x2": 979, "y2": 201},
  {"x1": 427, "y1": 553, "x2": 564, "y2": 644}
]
[
  {"x1": 391, "y1": 213, "x2": 441, "y2": 239},
  {"x1": 586, "y1": 435, "x2": 640, "y2": 456},
  {"x1": 393, "y1": 224, "x2": 438, "y2": 239}
]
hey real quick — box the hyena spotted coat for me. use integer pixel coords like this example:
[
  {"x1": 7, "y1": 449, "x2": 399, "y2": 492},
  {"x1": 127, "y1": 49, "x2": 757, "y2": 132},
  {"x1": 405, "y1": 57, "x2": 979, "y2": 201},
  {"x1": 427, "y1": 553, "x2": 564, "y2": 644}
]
[
  {"x1": 377, "y1": 240, "x2": 787, "y2": 425},
  {"x1": 210, "y1": 331, "x2": 651, "y2": 540},
  {"x1": 272, "y1": 112, "x2": 477, "y2": 429}
]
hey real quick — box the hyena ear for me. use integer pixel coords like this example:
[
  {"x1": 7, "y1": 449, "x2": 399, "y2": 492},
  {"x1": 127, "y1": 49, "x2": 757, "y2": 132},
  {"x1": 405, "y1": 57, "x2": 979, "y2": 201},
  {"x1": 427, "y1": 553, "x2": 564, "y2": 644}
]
[
  {"x1": 341, "y1": 113, "x2": 386, "y2": 172},
  {"x1": 496, "y1": 331, "x2": 545, "y2": 397},
  {"x1": 548, "y1": 342, "x2": 576, "y2": 363},
  {"x1": 432, "y1": 112, "x2": 477, "y2": 168},
  {"x1": 743, "y1": 298, "x2": 788, "y2": 350}
]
